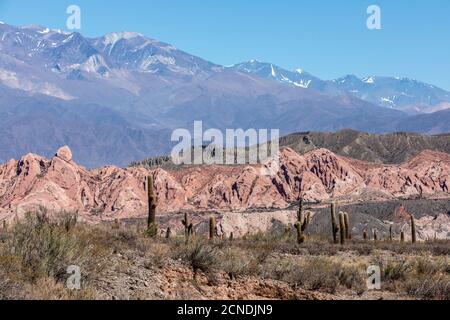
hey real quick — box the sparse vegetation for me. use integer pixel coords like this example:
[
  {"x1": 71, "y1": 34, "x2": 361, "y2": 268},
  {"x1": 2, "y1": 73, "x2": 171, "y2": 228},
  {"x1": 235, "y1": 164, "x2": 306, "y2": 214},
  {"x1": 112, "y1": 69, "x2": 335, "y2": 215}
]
[
  {"x1": 0, "y1": 209, "x2": 108, "y2": 299},
  {"x1": 0, "y1": 209, "x2": 448, "y2": 300}
]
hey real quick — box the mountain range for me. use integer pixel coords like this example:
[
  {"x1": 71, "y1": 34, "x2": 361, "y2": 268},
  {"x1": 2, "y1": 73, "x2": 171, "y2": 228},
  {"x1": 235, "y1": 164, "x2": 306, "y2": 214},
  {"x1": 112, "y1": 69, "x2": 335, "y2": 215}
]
[
  {"x1": 1, "y1": 22, "x2": 450, "y2": 167},
  {"x1": 230, "y1": 60, "x2": 450, "y2": 113}
]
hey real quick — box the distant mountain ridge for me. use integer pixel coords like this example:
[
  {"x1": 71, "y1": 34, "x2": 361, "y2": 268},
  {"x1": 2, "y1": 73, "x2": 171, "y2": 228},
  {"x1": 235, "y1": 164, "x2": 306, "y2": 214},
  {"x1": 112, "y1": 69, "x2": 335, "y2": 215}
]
[
  {"x1": 0, "y1": 22, "x2": 450, "y2": 167},
  {"x1": 280, "y1": 129, "x2": 450, "y2": 164},
  {"x1": 229, "y1": 60, "x2": 450, "y2": 113},
  {"x1": 131, "y1": 129, "x2": 450, "y2": 169}
]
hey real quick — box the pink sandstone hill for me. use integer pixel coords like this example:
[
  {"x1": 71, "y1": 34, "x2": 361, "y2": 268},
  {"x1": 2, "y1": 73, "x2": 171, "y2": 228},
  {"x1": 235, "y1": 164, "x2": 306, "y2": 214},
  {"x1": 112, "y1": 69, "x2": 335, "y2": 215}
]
[{"x1": 1, "y1": 146, "x2": 450, "y2": 223}]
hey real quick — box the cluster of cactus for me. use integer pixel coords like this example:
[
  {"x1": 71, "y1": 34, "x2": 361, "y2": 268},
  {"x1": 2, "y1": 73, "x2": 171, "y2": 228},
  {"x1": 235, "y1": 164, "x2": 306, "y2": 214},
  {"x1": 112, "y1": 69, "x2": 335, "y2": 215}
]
[
  {"x1": 295, "y1": 199, "x2": 311, "y2": 244},
  {"x1": 182, "y1": 212, "x2": 194, "y2": 243},
  {"x1": 332, "y1": 207, "x2": 350, "y2": 245},
  {"x1": 155, "y1": 198, "x2": 420, "y2": 245},
  {"x1": 147, "y1": 176, "x2": 158, "y2": 237}
]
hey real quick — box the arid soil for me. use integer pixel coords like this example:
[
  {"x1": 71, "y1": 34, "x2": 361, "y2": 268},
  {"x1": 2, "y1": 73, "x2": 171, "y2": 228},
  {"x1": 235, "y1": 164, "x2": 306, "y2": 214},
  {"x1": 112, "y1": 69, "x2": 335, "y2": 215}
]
[{"x1": 0, "y1": 214, "x2": 448, "y2": 300}]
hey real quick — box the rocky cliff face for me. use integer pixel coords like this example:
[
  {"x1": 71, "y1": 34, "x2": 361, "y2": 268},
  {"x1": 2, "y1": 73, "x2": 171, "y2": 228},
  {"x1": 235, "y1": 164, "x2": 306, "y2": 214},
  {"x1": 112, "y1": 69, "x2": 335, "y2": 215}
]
[{"x1": 1, "y1": 146, "x2": 450, "y2": 222}]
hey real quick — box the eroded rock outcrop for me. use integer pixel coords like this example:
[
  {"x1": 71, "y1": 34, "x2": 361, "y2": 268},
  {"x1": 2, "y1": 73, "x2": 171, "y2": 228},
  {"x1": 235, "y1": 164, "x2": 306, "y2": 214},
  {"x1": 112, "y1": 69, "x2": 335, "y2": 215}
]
[{"x1": 1, "y1": 146, "x2": 450, "y2": 222}]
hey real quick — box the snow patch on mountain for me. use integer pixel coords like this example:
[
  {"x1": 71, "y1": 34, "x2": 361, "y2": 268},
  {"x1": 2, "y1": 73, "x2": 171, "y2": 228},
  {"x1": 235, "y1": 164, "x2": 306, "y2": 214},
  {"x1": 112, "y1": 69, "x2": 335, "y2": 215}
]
[
  {"x1": 81, "y1": 54, "x2": 110, "y2": 76},
  {"x1": 363, "y1": 76, "x2": 375, "y2": 84},
  {"x1": 103, "y1": 32, "x2": 142, "y2": 46}
]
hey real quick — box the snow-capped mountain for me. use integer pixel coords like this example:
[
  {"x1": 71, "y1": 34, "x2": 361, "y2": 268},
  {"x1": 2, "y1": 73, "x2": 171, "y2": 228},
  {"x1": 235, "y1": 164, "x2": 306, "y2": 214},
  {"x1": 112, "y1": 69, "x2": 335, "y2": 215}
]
[
  {"x1": 0, "y1": 24, "x2": 220, "y2": 90},
  {"x1": 229, "y1": 60, "x2": 320, "y2": 89},
  {"x1": 231, "y1": 60, "x2": 450, "y2": 114},
  {"x1": 228, "y1": 60, "x2": 343, "y2": 96},
  {"x1": 0, "y1": 22, "x2": 449, "y2": 167},
  {"x1": 333, "y1": 75, "x2": 450, "y2": 113}
]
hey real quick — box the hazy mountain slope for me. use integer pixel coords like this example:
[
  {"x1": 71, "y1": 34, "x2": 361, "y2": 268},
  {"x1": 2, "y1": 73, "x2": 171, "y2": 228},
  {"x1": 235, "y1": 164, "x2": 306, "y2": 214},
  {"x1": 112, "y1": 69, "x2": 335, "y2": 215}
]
[
  {"x1": 0, "y1": 92, "x2": 172, "y2": 167},
  {"x1": 387, "y1": 109, "x2": 450, "y2": 135}
]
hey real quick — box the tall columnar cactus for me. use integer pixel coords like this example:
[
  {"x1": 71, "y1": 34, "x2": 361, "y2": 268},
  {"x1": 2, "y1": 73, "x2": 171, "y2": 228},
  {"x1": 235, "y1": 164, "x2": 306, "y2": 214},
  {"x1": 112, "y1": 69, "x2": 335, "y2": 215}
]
[
  {"x1": 373, "y1": 229, "x2": 378, "y2": 242},
  {"x1": 182, "y1": 212, "x2": 193, "y2": 243},
  {"x1": 330, "y1": 203, "x2": 339, "y2": 244},
  {"x1": 338, "y1": 212, "x2": 346, "y2": 245},
  {"x1": 344, "y1": 212, "x2": 351, "y2": 240},
  {"x1": 113, "y1": 218, "x2": 120, "y2": 230},
  {"x1": 147, "y1": 176, "x2": 158, "y2": 237},
  {"x1": 400, "y1": 231, "x2": 405, "y2": 243},
  {"x1": 389, "y1": 225, "x2": 393, "y2": 242},
  {"x1": 295, "y1": 200, "x2": 311, "y2": 244},
  {"x1": 297, "y1": 198, "x2": 304, "y2": 222},
  {"x1": 363, "y1": 230, "x2": 368, "y2": 241},
  {"x1": 410, "y1": 214, "x2": 417, "y2": 244},
  {"x1": 165, "y1": 227, "x2": 171, "y2": 239},
  {"x1": 209, "y1": 216, "x2": 216, "y2": 240}
]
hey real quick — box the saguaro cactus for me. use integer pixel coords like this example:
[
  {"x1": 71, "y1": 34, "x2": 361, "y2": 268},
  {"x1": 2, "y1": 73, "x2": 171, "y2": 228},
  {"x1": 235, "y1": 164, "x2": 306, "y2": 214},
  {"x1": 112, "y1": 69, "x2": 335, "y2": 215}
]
[
  {"x1": 295, "y1": 200, "x2": 311, "y2": 244},
  {"x1": 373, "y1": 229, "x2": 378, "y2": 242},
  {"x1": 338, "y1": 212, "x2": 346, "y2": 245},
  {"x1": 113, "y1": 218, "x2": 120, "y2": 230},
  {"x1": 400, "y1": 231, "x2": 405, "y2": 243},
  {"x1": 344, "y1": 212, "x2": 351, "y2": 240},
  {"x1": 209, "y1": 216, "x2": 216, "y2": 240},
  {"x1": 410, "y1": 214, "x2": 417, "y2": 244},
  {"x1": 147, "y1": 176, "x2": 158, "y2": 237},
  {"x1": 389, "y1": 225, "x2": 393, "y2": 242},
  {"x1": 363, "y1": 230, "x2": 368, "y2": 241},
  {"x1": 165, "y1": 227, "x2": 171, "y2": 239},
  {"x1": 297, "y1": 198, "x2": 304, "y2": 222},
  {"x1": 331, "y1": 203, "x2": 339, "y2": 244},
  {"x1": 182, "y1": 213, "x2": 193, "y2": 243}
]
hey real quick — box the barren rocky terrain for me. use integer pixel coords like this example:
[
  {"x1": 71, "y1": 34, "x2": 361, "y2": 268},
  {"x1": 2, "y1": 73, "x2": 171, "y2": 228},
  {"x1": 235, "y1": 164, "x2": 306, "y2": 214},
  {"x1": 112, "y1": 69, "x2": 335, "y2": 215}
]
[
  {"x1": 2, "y1": 145, "x2": 450, "y2": 217},
  {"x1": 0, "y1": 145, "x2": 449, "y2": 241}
]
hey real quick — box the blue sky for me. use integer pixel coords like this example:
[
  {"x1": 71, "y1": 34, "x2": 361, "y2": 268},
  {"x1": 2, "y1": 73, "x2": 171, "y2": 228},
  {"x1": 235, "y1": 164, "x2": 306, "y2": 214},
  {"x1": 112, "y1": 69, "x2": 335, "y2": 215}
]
[{"x1": 1, "y1": 0, "x2": 449, "y2": 89}]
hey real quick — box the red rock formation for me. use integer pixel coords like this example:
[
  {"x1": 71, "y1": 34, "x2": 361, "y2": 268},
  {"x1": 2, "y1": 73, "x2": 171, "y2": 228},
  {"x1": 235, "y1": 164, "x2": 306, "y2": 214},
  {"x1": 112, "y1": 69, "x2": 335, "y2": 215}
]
[{"x1": 1, "y1": 146, "x2": 450, "y2": 221}]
